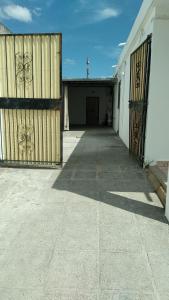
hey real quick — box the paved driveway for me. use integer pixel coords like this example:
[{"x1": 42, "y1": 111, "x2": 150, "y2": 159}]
[{"x1": 0, "y1": 128, "x2": 168, "y2": 300}]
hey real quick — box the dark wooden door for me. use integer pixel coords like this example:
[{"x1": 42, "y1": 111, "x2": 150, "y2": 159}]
[
  {"x1": 129, "y1": 35, "x2": 152, "y2": 166},
  {"x1": 86, "y1": 97, "x2": 99, "y2": 126}
]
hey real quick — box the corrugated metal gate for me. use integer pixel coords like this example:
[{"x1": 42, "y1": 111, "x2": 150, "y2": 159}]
[
  {"x1": 129, "y1": 35, "x2": 152, "y2": 166},
  {"x1": 0, "y1": 33, "x2": 62, "y2": 167}
]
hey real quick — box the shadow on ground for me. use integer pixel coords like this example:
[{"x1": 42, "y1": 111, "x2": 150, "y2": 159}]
[{"x1": 52, "y1": 128, "x2": 167, "y2": 224}]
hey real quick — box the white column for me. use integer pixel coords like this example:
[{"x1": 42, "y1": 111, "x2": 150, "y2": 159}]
[
  {"x1": 165, "y1": 167, "x2": 169, "y2": 221},
  {"x1": 144, "y1": 15, "x2": 169, "y2": 162},
  {"x1": 0, "y1": 110, "x2": 2, "y2": 160},
  {"x1": 64, "y1": 85, "x2": 69, "y2": 131}
]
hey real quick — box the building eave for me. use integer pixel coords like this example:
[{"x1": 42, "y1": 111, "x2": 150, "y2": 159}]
[{"x1": 62, "y1": 78, "x2": 116, "y2": 87}]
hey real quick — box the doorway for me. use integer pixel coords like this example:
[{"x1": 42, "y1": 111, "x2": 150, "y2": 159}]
[{"x1": 86, "y1": 97, "x2": 99, "y2": 126}]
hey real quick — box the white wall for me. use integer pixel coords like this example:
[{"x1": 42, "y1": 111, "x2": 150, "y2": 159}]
[
  {"x1": 165, "y1": 168, "x2": 169, "y2": 222},
  {"x1": 113, "y1": 0, "x2": 168, "y2": 162},
  {"x1": 114, "y1": 7, "x2": 155, "y2": 147},
  {"x1": 118, "y1": 0, "x2": 155, "y2": 67},
  {"x1": 113, "y1": 83, "x2": 119, "y2": 133},
  {"x1": 69, "y1": 86, "x2": 112, "y2": 125},
  {"x1": 64, "y1": 85, "x2": 69, "y2": 130},
  {"x1": 115, "y1": 4, "x2": 155, "y2": 149},
  {"x1": 0, "y1": 111, "x2": 2, "y2": 160},
  {"x1": 118, "y1": 58, "x2": 130, "y2": 147},
  {"x1": 144, "y1": 10, "x2": 169, "y2": 163}
]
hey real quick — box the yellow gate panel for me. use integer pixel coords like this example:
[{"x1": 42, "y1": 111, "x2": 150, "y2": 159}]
[
  {"x1": 42, "y1": 35, "x2": 50, "y2": 99},
  {"x1": 130, "y1": 41, "x2": 147, "y2": 102},
  {"x1": 0, "y1": 36, "x2": 8, "y2": 97},
  {"x1": 23, "y1": 35, "x2": 33, "y2": 99},
  {"x1": 0, "y1": 34, "x2": 61, "y2": 99},
  {"x1": 1, "y1": 109, "x2": 61, "y2": 165},
  {"x1": 51, "y1": 35, "x2": 61, "y2": 99},
  {"x1": 0, "y1": 33, "x2": 62, "y2": 166},
  {"x1": 33, "y1": 35, "x2": 42, "y2": 99},
  {"x1": 6, "y1": 35, "x2": 17, "y2": 98},
  {"x1": 129, "y1": 35, "x2": 152, "y2": 166}
]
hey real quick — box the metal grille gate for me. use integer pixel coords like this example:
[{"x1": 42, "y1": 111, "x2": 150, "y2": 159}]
[
  {"x1": 0, "y1": 33, "x2": 62, "y2": 167},
  {"x1": 129, "y1": 35, "x2": 152, "y2": 166}
]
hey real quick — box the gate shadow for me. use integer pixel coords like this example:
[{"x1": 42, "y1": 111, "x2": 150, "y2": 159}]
[{"x1": 52, "y1": 129, "x2": 168, "y2": 224}]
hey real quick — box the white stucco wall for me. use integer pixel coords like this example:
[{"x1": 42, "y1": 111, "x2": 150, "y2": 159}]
[
  {"x1": 0, "y1": 113, "x2": 2, "y2": 160},
  {"x1": 144, "y1": 13, "x2": 169, "y2": 163},
  {"x1": 113, "y1": 83, "x2": 119, "y2": 133},
  {"x1": 64, "y1": 85, "x2": 69, "y2": 130},
  {"x1": 68, "y1": 86, "x2": 112, "y2": 126},
  {"x1": 114, "y1": 0, "x2": 169, "y2": 163},
  {"x1": 115, "y1": 2, "x2": 155, "y2": 149},
  {"x1": 114, "y1": 0, "x2": 169, "y2": 221},
  {"x1": 118, "y1": 1, "x2": 155, "y2": 67},
  {"x1": 118, "y1": 58, "x2": 131, "y2": 147},
  {"x1": 165, "y1": 168, "x2": 169, "y2": 222}
]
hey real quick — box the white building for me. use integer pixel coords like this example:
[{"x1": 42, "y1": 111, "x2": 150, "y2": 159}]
[
  {"x1": 113, "y1": 0, "x2": 169, "y2": 220},
  {"x1": 63, "y1": 79, "x2": 115, "y2": 130}
]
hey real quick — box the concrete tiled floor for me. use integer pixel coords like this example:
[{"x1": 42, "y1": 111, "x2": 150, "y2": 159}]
[{"x1": 0, "y1": 128, "x2": 169, "y2": 300}]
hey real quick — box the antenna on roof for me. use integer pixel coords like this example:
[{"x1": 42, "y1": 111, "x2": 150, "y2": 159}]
[{"x1": 86, "y1": 57, "x2": 90, "y2": 79}]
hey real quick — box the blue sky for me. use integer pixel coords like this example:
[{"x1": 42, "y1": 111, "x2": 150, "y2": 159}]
[{"x1": 0, "y1": 0, "x2": 142, "y2": 78}]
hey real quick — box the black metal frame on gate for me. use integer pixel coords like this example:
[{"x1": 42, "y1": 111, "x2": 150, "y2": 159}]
[{"x1": 129, "y1": 34, "x2": 152, "y2": 167}]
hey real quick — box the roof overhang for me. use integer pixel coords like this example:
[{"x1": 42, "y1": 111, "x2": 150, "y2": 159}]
[{"x1": 62, "y1": 78, "x2": 116, "y2": 87}]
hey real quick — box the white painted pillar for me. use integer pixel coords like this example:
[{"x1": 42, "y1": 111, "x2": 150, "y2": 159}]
[
  {"x1": 144, "y1": 15, "x2": 169, "y2": 162},
  {"x1": 165, "y1": 167, "x2": 169, "y2": 221},
  {"x1": 0, "y1": 110, "x2": 2, "y2": 160},
  {"x1": 64, "y1": 85, "x2": 69, "y2": 131}
]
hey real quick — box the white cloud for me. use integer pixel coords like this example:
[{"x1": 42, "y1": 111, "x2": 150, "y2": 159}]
[
  {"x1": 0, "y1": 4, "x2": 32, "y2": 22},
  {"x1": 33, "y1": 7, "x2": 42, "y2": 17},
  {"x1": 118, "y1": 42, "x2": 126, "y2": 47},
  {"x1": 94, "y1": 44, "x2": 122, "y2": 60},
  {"x1": 75, "y1": 0, "x2": 121, "y2": 24},
  {"x1": 64, "y1": 58, "x2": 76, "y2": 65},
  {"x1": 94, "y1": 8, "x2": 120, "y2": 22}
]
